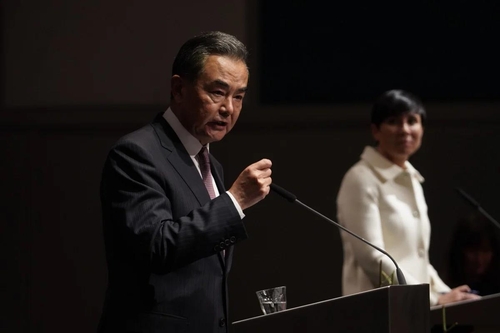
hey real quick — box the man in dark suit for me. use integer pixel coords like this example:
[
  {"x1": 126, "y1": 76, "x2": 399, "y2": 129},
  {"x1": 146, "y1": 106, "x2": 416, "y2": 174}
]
[{"x1": 98, "y1": 31, "x2": 272, "y2": 333}]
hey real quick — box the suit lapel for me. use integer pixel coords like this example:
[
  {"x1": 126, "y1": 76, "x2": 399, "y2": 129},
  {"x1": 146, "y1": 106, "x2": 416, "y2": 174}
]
[
  {"x1": 151, "y1": 114, "x2": 210, "y2": 206},
  {"x1": 210, "y1": 155, "x2": 225, "y2": 201},
  {"x1": 152, "y1": 113, "x2": 229, "y2": 269}
]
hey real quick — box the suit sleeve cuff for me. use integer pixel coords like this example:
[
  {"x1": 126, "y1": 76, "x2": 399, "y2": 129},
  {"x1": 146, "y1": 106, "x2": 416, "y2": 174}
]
[{"x1": 226, "y1": 191, "x2": 245, "y2": 219}]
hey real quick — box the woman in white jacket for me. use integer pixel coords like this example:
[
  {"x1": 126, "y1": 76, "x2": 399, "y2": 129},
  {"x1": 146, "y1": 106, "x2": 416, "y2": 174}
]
[{"x1": 336, "y1": 89, "x2": 480, "y2": 306}]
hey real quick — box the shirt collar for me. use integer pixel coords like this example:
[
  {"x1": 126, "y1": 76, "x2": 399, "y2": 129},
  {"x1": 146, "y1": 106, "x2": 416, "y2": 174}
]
[
  {"x1": 163, "y1": 108, "x2": 208, "y2": 156},
  {"x1": 361, "y1": 146, "x2": 424, "y2": 183}
]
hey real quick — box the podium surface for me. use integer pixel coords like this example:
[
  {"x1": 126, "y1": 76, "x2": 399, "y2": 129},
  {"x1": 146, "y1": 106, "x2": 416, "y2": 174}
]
[
  {"x1": 430, "y1": 292, "x2": 500, "y2": 333},
  {"x1": 232, "y1": 284, "x2": 430, "y2": 333}
]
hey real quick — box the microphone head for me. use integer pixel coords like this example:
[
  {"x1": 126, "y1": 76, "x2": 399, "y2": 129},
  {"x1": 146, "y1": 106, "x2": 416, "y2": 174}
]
[{"x1": 270, "y1": 183, "x2": 297, "y2": 203}]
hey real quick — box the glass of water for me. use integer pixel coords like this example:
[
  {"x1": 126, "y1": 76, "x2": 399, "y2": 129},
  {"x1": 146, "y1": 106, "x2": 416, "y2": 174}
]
[{"x1": 256, "y1": 286, "x2": 287, "y2": 315}]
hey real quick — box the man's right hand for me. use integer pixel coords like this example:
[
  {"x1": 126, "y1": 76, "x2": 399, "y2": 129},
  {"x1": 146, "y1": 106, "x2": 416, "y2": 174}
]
[{"x1": 228, "y1": 159, "x2": 272, "y2": 210}]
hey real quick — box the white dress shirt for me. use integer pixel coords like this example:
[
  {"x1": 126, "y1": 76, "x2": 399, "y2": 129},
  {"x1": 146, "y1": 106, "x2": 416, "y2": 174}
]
[{"x1": 337, "y1": 146, "x2": 450, "y2": 305}]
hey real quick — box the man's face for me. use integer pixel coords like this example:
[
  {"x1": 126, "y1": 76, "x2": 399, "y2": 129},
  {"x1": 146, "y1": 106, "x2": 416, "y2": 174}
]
[{"x1": 172, "y1": 55, "x2": 248, "y2": 145}]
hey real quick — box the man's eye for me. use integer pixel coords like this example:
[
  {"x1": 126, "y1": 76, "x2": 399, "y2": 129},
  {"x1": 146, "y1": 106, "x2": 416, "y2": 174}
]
[{"x1": 213, "y1": 91, "x2": 224, "y2": 96}]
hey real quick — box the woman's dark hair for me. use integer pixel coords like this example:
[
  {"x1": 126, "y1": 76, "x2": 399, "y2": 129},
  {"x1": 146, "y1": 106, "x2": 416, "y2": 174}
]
[
  {"x1": 172, "y1": 31, "x2": 248, "y2": 82},
  {"x1": 371, "y1": 89, "x2": 427, "y2": 127}
]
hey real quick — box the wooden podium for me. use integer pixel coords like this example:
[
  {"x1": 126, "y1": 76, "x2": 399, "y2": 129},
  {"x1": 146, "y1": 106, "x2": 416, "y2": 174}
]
[
  {"x1": 430, "y1": 293, "x2": 500, "y2": 333},
  {"x1": 232, "y1": 284, "x2": 430, "y2": 333}
]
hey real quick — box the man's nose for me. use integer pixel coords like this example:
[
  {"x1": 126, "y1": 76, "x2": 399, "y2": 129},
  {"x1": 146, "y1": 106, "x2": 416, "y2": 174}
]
[{"x1": 220, "y1": 97, "x2": 234, "y2": 117}]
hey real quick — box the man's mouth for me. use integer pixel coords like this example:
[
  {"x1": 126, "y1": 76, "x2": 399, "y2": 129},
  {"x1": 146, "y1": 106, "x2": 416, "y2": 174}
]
[
  {"x1": 208, "y1": 120, "x2": 227, "y2": 129},
  {"x1": 210, "y1": 119, "x2": 227, "y2": 125}
]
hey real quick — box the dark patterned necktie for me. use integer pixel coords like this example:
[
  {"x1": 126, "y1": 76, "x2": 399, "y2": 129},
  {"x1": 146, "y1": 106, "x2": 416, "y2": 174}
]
[
  {"x1": 198, "y1": 146, "x2": 225, "y2": 257},
  {"x1": 198, "y1": 146, "x2": 216, "y2": 199}
]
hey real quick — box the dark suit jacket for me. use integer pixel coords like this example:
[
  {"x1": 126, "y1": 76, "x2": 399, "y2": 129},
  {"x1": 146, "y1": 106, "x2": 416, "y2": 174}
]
[{"x1": 98, "y1": 113, "x2": 248, "y2": 333}]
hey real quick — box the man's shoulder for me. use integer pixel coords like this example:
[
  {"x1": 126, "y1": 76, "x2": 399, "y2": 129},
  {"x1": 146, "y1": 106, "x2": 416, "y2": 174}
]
[
  {"x1": 115, "y1": 114, "x2": 171, "y2": 147},
  {"x1": 118, "y1": 123, "x2": 156, "y2": 144}
]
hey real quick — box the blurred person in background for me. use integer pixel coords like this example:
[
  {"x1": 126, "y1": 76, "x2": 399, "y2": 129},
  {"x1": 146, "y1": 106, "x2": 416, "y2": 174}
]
[
  {"x1": 447, "y1": 213, "x2": 500, "y2": 296},
  {"x1": 336, "y1": 89, "x2": 481, "y2": 306}
]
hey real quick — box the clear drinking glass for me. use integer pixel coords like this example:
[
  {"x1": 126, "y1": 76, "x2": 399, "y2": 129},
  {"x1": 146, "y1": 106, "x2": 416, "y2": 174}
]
[{"x1": 255, "y1": 286, "x2": 287, "y2": 315}]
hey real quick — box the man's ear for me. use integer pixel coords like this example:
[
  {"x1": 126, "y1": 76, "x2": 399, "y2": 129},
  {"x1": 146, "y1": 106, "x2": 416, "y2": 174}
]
[{"x1": 171, "y1": 75, "x2": 184, "y2": 102}]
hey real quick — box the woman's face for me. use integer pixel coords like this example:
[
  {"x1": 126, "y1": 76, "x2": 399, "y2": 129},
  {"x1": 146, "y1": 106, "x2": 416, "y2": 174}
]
[{"x1": 371, "y1": 112, "x2": 424, "y2": 167}]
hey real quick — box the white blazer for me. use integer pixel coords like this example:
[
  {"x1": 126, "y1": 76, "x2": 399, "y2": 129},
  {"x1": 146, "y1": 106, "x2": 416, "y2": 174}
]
[{"x1": 337, "y1": 146, "x2": 450, "y2": 305}]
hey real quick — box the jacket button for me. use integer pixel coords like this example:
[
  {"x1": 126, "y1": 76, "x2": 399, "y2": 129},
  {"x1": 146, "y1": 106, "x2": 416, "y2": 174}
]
[
  {"x1": 214, "y1": 244, "x2": 220, "y2": 252},
  {"x1": 219, "y1": 241, "x2": 225, "y2": 249},
  {"x1": 225, "y1": 239, "x2": 231, "y2": 246},
  {"x1": 219, "y1": 318, "x2": 226, "y2": 327},
  {"x1": 230, "y1": 236, "x2": 236, "y2": 243}
]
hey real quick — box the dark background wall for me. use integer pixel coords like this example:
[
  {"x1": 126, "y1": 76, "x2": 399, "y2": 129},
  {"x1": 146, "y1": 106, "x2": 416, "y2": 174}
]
[
  {"x1": 259, "y1": 1, "x2": 500, "y2": 103},
  {"x1": 2, "y1": 1, "x2": 500, "y2": 332}
]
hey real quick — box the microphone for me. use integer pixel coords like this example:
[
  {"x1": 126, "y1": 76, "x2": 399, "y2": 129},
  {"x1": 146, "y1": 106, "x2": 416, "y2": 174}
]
[
  {"x1": 455, "y1": 187, "x2": 500, "y2": 231},
  {"x1": 269, "y1": 183, "x2": 407, "y2": 285}
]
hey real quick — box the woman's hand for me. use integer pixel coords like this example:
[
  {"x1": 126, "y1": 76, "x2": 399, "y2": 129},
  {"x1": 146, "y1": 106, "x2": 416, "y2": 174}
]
[{"x1": 437, "y1": 285, "x2": 481, "y2": 305}]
